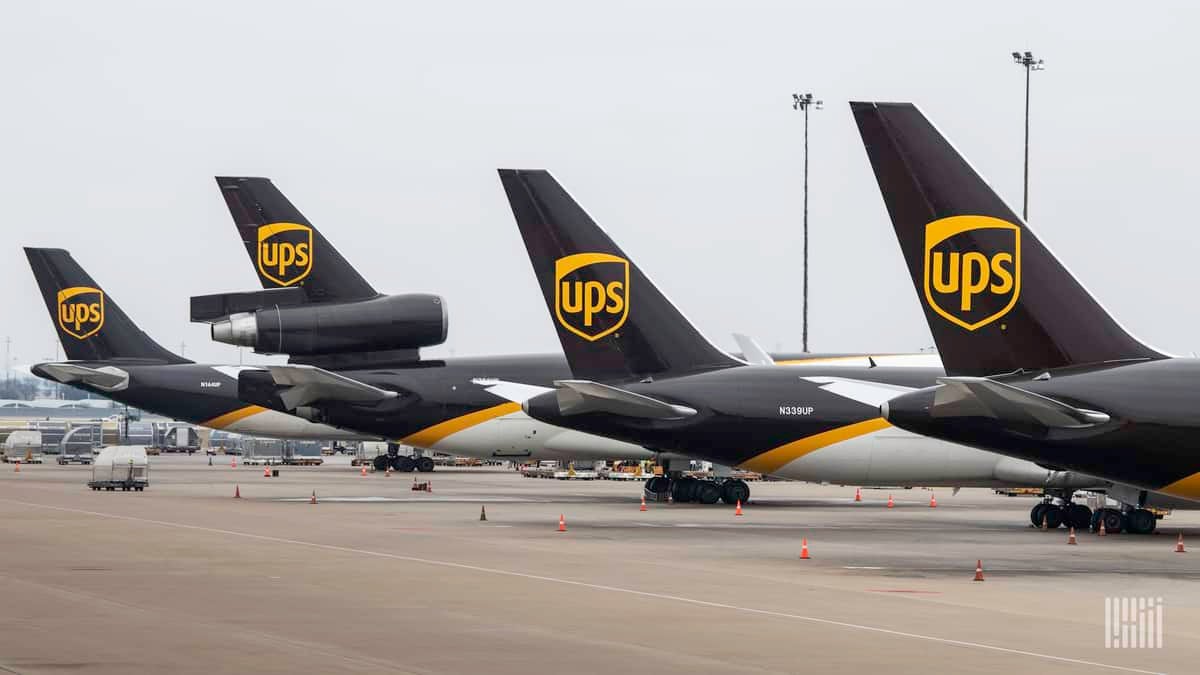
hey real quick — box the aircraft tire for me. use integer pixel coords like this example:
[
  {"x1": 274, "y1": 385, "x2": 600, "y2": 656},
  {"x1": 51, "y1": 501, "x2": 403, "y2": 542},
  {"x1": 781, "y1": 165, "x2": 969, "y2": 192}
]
[
  {"x1": 1041, "y1": 505, "x2": 1064, "y2": 529},
  {"x1": 721, "y1": 479, "x2": 750, "y2": 505},
  {"x1": 392, "y1": 456, "x2": 416, "y2": 473},
  {"x1": 1030, "y1": 503, "x2": 1048, "y2": 527},
  {"x1": 672, "y1": 477, "x2": 697, "y2": 503},
  {"x1": 415, "y1": 456, "x2": 435, "y2": 473},
  {"x1": 1126, "y1": 508, "x2": 1156, "y2": 535},
  {"x1": 373, "y1": 455, "x2": 390, "y2": 472},
  {"x1": 1092, "y1": 508, "x2": 1124, "y2": 534},
  {"x1": 1064, "y1": 504, "x2": 1092, "y2": 530},
  {"x1": 644, "y1": 476, "x2": 670, "y2": 497},
  {"x1": 694, "y1": 480, "x2": 721, "y2": 505}
]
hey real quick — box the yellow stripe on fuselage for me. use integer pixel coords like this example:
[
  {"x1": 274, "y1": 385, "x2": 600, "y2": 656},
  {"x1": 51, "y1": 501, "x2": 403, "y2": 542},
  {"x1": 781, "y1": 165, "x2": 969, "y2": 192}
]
[
  {"x1": 738, "y1": 417, "x2": 892, "y2": 474},
  {"x1": 401, "y1": 402, "x2": 522, "y2": 449},
  {"x1": 1159, "y1": 472, "x2": 1200, "y2": 500},
  {"x1": 202, "y1": 405, "x2": 269, "y2": 429}
]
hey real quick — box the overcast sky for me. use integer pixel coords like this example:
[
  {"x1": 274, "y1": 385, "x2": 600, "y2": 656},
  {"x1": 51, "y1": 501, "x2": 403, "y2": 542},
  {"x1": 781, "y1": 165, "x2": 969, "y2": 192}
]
[{"x1": 1, "y1": 1, "x2": 1196, "y2": 370}]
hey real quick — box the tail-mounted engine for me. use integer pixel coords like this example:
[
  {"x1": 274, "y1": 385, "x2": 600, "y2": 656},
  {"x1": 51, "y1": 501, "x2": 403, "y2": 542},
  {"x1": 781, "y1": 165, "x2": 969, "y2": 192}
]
[{"x1": 192, "y1": 289, "x2": 447, "y2": 367}]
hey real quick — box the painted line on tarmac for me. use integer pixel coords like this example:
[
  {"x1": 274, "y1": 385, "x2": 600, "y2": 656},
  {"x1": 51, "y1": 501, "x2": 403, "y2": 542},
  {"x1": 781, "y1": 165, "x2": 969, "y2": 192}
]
[
  {"x1": 0, "y1": 498, "x2": 1163, "y2": 675},
  {"x1": 273, "y1": 496, "x2": 544, "y2": 503}
]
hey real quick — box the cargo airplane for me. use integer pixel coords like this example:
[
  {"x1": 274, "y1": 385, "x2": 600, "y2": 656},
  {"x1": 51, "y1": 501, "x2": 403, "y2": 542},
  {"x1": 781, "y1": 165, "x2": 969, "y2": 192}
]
[
  {"x1": 25, "y1": 247, "x2": 372, "y2": 443},
  {"x1": 847, "y1": 101, "x2": 1200, "y2": 534},
  {"x1": 211, "y1": 176, "x2": 1111, "y2": 515},
  {"x1": 425, "y1": 168, "x2": 1118, "y2": 522}
]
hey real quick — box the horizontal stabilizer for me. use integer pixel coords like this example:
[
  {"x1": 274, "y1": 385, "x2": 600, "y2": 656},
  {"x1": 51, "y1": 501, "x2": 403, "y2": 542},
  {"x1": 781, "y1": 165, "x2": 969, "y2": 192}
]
[
  {"x1": 472, "y1": 378, "x2": 555, "y2": 403},
  {"x1": 732, "y1": 334, "x2": 773, "y2": 366},
  {"x1": 265, "y1": 364, "x2": 398, "y2": 410},
  {"x1": 34, "y1": 363, "x2": 129, "y2": 391},
  {"x1": 554, "y1": 380, "x2": 697, "y2": 420},
  {"x1": 801, "y1": 376, "x2": 917, "y2": 407},
  {"x1": 930, "y1": 377, "x2": 1110, "y2": 428},
  {"x1": 190, "y1": 287, "x2": 308, "y2": 323}
]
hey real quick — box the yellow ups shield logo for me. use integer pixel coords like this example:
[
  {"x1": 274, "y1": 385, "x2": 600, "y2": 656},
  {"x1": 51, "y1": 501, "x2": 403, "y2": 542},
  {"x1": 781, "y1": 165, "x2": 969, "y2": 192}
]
[
  {"x1": 257, "y1": 222, "x2": 313, "y2": 287},
  {"x1": 555, "y1": 253, "x2": 629, "y2": 341},
  {"x1": 923, "y1": 215, "x2": 1021, "y2": 331},
  {"x1": 57, "y1": 286, "x2": 105, "y2": 340}
]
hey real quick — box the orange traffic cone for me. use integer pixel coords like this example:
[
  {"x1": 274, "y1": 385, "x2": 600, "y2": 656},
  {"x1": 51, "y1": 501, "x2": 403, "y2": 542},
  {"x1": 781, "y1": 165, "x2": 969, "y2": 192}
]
[
  {"x1": 929, "y1": 492, "x2": 937, "y2": 508},
  {"x1": 557, "y1": 514, "x2": 567, "y2": 532},
  {"x1": 1041, "y1": 513, "x2": 1048, "y2": 530},
  {"x1": 310, "y1": 490, "x2": 318, "y2": 505},
  {"x1": 886, "y1": 494, "x2": 894, "y2": 509},
  {"x1": 385, "y1": 466, "x2": 392, "y2": 477},
  {"x1": 480, "y1": 505, "x2": 488, "y2": 522},
  {"x1": 361, "y1": 466, "x2": 367, "y2": 477},
  {"x1": 1098, "y1": 519, "x2": 1107, "y2": 537},
  {"x1": 428, "y1": 481, "x2": 432, "y2": 493},
  {"x1": 1067, "y1": 527, "x2": 1077, "y2": 545},
  {"x1": 973, "y1": 559, "x2": 985, "y2": 582},
  {"x1": 854, "y1": 487, "x2": 861, "y2": 502},
  {"x1": 234, "y1": 484, "x2": 241, "y2": 499},
  {"x1": 799, "y1": 538, "x2": 810, "y2": 560},
  {"x1": 734, "y1": 499, "x2": 744, "y2": 516},
  {"x1": 263, "y1": 466, "x2": 271, "y2": 478},
  {"x1": 231, "y1": 457, "x2": 237, "y2": 469},
  {"x1": 1175, "y1": 533, "x2": 1186, "y2": 553},
  {"x1": 640, "y1": 495, "x2": 648, "y2": 512},
  {"x1": 13, "y1": 461, "x2": 19, "y2": 473}
]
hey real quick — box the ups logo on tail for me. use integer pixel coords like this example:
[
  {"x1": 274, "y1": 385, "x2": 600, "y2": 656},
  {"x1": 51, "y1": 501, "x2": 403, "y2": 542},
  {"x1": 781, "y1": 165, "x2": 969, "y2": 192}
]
[
  {"x1": 554, "y1": 253, "x2": 629, "y2": 341},
  {"x1": 57, "y1": 286, "x2": 105, "y2": 340},
  {"x1": 257, "y1": 222, "x2": 313, "y2": 287},
  {"x1": 923, "y1": 215, "x2": 1021, "y2": 331}
]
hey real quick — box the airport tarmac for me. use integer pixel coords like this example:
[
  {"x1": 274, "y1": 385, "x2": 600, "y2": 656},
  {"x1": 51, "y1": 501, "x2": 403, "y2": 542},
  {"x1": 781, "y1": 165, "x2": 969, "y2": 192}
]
[{"x1": 1, "y1": 457, "x2": 1197, "y2": 674}]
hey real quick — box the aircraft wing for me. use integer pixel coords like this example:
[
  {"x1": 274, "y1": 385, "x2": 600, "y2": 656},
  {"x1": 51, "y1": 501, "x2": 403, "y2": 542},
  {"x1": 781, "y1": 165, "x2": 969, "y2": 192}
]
[
  {"x1": 732, "y1": 333, "x2": 774, "y2": 366},
  {"x1": 931, "y1": 376, "x2": 1110, "y2": 428},
  {"x1": 266, "y1": 364, "x2": 399, "y2": 410},
  {"x1": 553, "y1": 380, "x2": 697, "y2": 420},
  {"x1": 35, "y1": 363, "x2": 129, "y2": 391}
]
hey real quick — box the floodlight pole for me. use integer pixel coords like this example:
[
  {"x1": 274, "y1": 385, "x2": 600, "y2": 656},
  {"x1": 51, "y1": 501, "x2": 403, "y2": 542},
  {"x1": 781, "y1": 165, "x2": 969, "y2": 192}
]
[
  {"x1": 792, "y1": 92, "x2": 822, "y2": 352},
  {"x1": 1012, "y1": 51, "x2": 1044, "y2": 221}
]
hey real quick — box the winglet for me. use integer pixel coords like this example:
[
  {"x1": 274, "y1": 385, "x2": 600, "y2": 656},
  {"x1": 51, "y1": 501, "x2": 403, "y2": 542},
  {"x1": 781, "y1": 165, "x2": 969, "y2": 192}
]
[{"x1": 732, "y1": 333, "x2": 774, "y2": 366}]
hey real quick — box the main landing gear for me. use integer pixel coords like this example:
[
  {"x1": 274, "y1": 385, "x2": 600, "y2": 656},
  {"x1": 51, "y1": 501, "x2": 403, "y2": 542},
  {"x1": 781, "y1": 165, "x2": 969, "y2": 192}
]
[
  {"x1": 644, "y1": 476, "x2": 750, "y2": 505},
  {"x1": 1030, "y1": 500, "x2": 1091, "y2": 530},
  {"x1": 1029, "y1": 493, "x2": 1157, "y2": 535},
  {"x1": 372, "y1": 444, "x2": 436, "y2": 473}
]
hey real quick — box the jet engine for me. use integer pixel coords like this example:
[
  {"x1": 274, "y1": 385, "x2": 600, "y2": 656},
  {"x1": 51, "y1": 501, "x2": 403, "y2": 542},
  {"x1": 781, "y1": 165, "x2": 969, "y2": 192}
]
[{"x1": 209, "y1": 293, "x2": 447, "y2": 356}]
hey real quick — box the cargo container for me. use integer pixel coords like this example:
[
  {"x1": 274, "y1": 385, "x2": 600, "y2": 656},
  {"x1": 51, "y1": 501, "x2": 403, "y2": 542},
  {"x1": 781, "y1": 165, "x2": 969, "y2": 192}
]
[{"x1": 88, "y1": 446, "x2": 150, "y2": 491}]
